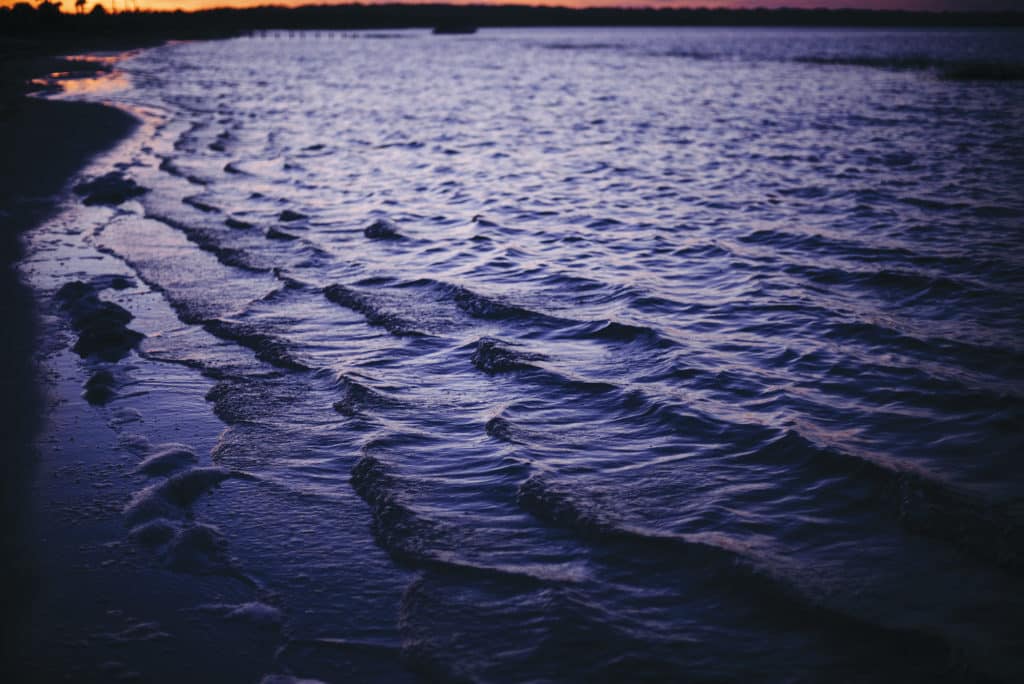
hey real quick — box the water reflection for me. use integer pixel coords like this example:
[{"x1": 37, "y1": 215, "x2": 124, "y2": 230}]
[
  {"x1": 39, "y1": 26, "x2": 1024, "y2": 682},
  {"x1": 32, "y1": 54, "x2": 131, "y2": 98}
]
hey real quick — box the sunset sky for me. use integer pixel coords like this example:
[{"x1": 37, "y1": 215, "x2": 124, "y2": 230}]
[{"x1": 4, "y1": 0, "x2": 1021, "y2": 13}]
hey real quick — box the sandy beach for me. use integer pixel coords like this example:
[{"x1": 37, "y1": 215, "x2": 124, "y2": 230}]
[
  {"x1": 0, "y1": 47, "x2": 136, "y2": 682},
  {"x1": 2, "y1": 45, "x2": 314, "y2": 682},
  {"x1": 0, "y1": 49, "x2": 138, "y2": 679}
]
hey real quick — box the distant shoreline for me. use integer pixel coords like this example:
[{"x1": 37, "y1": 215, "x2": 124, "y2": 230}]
[
  {"x1": 3, "y1": 3, "x2": 1024, "y2": 40},
  {"x1": 0, "y1": 42, "x2": 144, "y2": 297}
]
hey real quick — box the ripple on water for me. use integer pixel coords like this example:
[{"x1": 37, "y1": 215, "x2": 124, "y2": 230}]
[{"x1": 65, "y1": 26, "x2": 1024, "y2": 682}]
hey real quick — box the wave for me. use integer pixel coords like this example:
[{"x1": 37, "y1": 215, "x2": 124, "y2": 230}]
[
  {"x1": 351, "y1": 453, "x2": 562, "y2": 586},
  {"x1": 397, "y1": 574, "x2": 691, "y2": 683},
  {"x1": 349, "y1": 453, "x2": 449, "y2": 565},
  {"x1": 182, "y1": 195, "x2": 221, "y2": 214},
  {"x1": 825, "y1": 318, "x2": 1024, "y2": 374},
  {"x1": 469, "y1": 337, "x2": 545, "y2": 374},
  {"x1": 158, "y1": 156, "x2": 209, "y2": 186},
  {"x1": 404, "y1": 278, "x2": 677, "y2": 350},
  {"x1": 266, "y1": 226, "x2": 299, "y2": 241},
  {"x1": 364, "y1": 218, "x2": 405, "y2": 240},
  {"x1": 322, "y1": 277, "x2": 680, "y2": 355},
  {"x1": 407, "y1": 277, "x2": 563, "y2": 324},
  {"x1": 515, "y1": 473, "x2": 960, "y2": 664},
  {"x1": 569, "y1": 319, "x2": 677, "y2": 349},
  {"x1": 478, "y1": 362, "x2": 740, "y2": 453},
  {"x1": 781, "y1": 262, "x2": 989, "y2": 303},
  {"x1": 323, "y1": 284, "x2": 427, "y2": 337},
  {"x1": 278, "y1": 209, "x2": 308, "y2": 222},
  {"x1": 202, "y1": 318, "x2": 309, "y2": 371},
  {"x1": 737, "y1": 226, "x2": 899, "y2": 260},
  {"x1": 144, "y1": 212, "x2": 268, "y2": 272},
  {"x1": 796, "y1": 55, "x2": 1024, "y2": 80},
  {"x1": 205, "y1": 378, "x2": 300, "y2": 425},
  {"x1": 742, "y1": 430, "x2": 1024, "y2": 574},
  {"x1": 332, "y1": 375, "x2": 392, "y2": 417},
  {"x1": 484, "y1": 415, "x2": 517, "y2": 443},
  {"x1": 225, "y1": 216, "x2": 254, "y2": 229}
]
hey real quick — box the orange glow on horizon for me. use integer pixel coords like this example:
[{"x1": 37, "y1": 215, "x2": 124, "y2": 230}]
[
  {"x1": 0, "y1": 0, "x2": 1013, "y2": 13},
  {"x1": 0, "y1": 0, "x2": 745, "y2": 9}
]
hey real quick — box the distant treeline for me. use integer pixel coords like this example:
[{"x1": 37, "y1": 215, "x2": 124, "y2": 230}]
[{"x1": 3, "y1": 1, "x2": 1024, "y2": 43}]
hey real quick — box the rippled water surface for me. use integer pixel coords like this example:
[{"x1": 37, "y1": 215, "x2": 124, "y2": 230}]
[{"x1": 42, "y1": 27, "x2": 1024, "y2": 682}]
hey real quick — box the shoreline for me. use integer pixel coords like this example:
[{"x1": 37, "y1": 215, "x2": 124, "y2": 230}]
[
  {"x1": 0, "y1": 46, "x2": 142, "y2": 683},
  {"x1": 2, "y1": 41, "x2": 306, "y2": 683}
]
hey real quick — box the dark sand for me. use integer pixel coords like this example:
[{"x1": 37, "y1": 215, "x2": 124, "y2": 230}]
[
  {"x1": 0, "y1": 51, "x2": 138, "y2": 683},
  {"x1": 1, "y1": 46, "x2": 291, "y2": 684}
]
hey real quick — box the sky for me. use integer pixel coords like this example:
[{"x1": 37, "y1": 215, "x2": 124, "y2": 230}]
[{"x1": 5, "y1": 0, "x2": 1022, "y2": 13}]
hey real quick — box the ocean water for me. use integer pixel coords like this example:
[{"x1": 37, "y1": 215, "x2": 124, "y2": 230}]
[{"x1": 31, "y1": 27, "x2": 1024, "y2": 682}]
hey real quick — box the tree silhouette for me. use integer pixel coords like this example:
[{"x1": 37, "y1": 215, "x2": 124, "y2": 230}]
[{"x1": 36, "y1": 0, "x2": 61, "y2": 24}]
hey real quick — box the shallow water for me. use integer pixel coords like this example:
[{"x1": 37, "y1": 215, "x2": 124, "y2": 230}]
[{"x1": 32, "y1": 27, "x2": 1024, "y2": 682}]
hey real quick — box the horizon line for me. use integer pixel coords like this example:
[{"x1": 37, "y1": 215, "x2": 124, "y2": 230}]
[{"x1": 7, "y1": 2, "x2": 1024, "y2": 13}]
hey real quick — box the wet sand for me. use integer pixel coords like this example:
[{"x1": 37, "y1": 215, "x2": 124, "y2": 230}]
[
  {"x1": 0, "y1": 51, "x2": 138, "y2": 683},
  {"x1": 2, "y1": 48, "x2": 301, "y2": 683}
]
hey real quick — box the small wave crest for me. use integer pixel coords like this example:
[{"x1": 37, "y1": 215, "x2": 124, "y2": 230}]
[
  {"x1": 350, "y1": 453, "x2": 445, "y2": 564},
  {"x1": 746, "y1": 430, "x2": 1024, "y2": 573},
  {"x1": 332, "y1": 375, "x2": 391, "y2": 417},
  {"x1": 364, "y1": 218, "x2": 405, "y2": 240},
  {"x1": 515, "y1": 473, "x2": 962, "y2": 666},
  {"x1": 469, "y1": 337, "x2": 545, "y2": 374},
  {"x1": 323, "y1": 284, "x2": 426, "y2": 336},
  {"x1": 203, "y1": 318, "x2": 309, "y2": 371},
  {"x1": 409, "y1": 277, "x2": 560, "y2": 324},
  {"x1": 560, "y1": 319, "x2": 678, "y2": 350}
]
